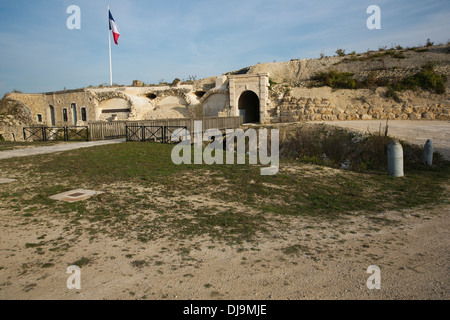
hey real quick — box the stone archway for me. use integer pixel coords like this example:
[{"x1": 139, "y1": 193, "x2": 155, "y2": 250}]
[
  {"x1": 238, "y1": 91, "x2": 260, "y2": 123},
  {"x1": 228, "y1": 73, "x2": 269, "y2": 123}
]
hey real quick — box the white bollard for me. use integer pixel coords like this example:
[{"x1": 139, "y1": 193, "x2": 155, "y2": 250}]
[
  {"x1": 387, "y1": 140, "x2": 404, "y2": 177},
  {"x1": 423, "y1": 139, "x2": 433, "y2": 166}
]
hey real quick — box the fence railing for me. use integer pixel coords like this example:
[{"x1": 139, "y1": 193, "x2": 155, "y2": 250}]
[
  {"x1": 126, "y1": 125, "x2": 188, "y2": 143},
  {"x1": 23, "y1": 126, "x2": 89, "y2": 142},
  {"x1": 89, "y1": 116, "x2": 243, "y2": 141}
]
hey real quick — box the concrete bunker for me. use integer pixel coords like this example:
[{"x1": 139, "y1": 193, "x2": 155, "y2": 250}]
[
  {"x1": 202, "y1": 92, "x2": 228, "y2": 117},
  {"x1": 98, "y1": 98, "x2": 131, "y2": 121}
]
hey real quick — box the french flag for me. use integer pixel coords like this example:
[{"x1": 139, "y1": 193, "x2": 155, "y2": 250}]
[{"x1": 109, "y1": 10, "x2": 120, "y2": 45}]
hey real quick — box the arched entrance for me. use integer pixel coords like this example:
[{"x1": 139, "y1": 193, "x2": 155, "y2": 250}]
[{"x1": 238, "y1": 91, "x2": 260, "y2": 123}]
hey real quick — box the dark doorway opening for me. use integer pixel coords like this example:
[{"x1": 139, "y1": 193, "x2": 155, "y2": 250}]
[
  {"x1": 238, "y1": 91, "x2": 260, "y2": 123},
  {"x1": 49, "y1": 105, "x2": 55, "y2": 126},
  {"x1": 71, "y1": 103, "x2": 77, "y2": 126}
]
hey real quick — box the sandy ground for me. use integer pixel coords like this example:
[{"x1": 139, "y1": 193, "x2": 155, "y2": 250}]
[{"x1": 0, "y1": 196, "x2": 448, "y2": 300}]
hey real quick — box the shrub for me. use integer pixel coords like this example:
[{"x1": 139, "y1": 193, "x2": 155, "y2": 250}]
[
  {"x1": 336, "y1": 49, "x2": 346, "y2": 57},
  {"x1": 383, "y1": 62, "x2": 447, "y2": 99},
  {"x1": 393, "y1": 52, "x2": 406, "y2": 59},
  {"x1": 396, "y1": 62, "x2": 446, "y2": 94},
  {"x1": 279, "y1": 124, "x2": 447, "y2": 172},
  {"x1": 385, "y1": 85, "x2": 402, "y2": 103},
  {"x1": 269, "y1": 78, "x2": 277, "y2": 88},
  {"x1": 311, "y1": 70, "x2": 356, "y2": 89}
]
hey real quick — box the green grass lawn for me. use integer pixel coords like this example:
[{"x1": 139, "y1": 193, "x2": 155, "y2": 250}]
[{"x1": 1, "y1": 142, "x2": 449, "y2": 245}]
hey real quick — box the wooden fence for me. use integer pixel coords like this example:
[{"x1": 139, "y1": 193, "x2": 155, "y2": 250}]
[
  {"x1": 88, "y1": 116, "x2": 243, "y2": 141},
  {"x1": 88, "y1": 121, "x2": 128, "y2": 140}
]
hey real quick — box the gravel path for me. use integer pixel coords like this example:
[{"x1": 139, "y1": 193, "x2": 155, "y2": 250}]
[{"x1": 0, "y1": 139, "x2": 126, "y2": 160}]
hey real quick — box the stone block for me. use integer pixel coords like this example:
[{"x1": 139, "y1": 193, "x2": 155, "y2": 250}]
[
  {"x1": 437, "y1": 113, "x2": 450, "y2": 120},
  {"x1": 422, "y1": 112, "x2": 436, "y2": 120},
  {"x1": 304, "y1": 108, "x2": 315, "y2": 115},
  {"x1": 429, "y1": 106, "x2": 443, "y2": 114},
  {"x1": 319, "y1": 108, "x2": 333, "y2": 115},
  {"x1": 297, "y1": 115, "x2": 307, "y2": 121},
  {"x1": 345, "y1": 109, "x2": 356, "y2": 115},
  {"x1": 322, "y1": 114, "x2": 338, "y2": 121},
  {"x1": 413, "y1": 106, "x2": 429, "y2": 114},
  {"x1": 402, "y1": 106, "x2": 414, "y2": 114},
  {"x1": 332, "y1": 108, "x2": 344, "y2": 115},
  {"x1": 409, "y1": 113, "x2": 422, "y2": 120},
  {"x1": 395, "y1": 114, "x2": 409, "y2": 120},
  {"x1": 386, "y1": 113, "x2": 396, "y2": 120},
  {"x1": 392, "y1": 107, "x2": 403, "y2": 115},
  {"x1": 347, "y1": 114, "x2": 360, "y2": 120}
]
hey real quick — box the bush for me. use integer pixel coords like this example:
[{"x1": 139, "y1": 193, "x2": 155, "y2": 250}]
[
  {"x1": 390, "y1": 62, "x2": 447, "y2": 94},
  {"x1": 311, "y1": 63, "x2": 447, "y2": 95},
  {"x1": 336, "y1": 49, "x2": 346, "y2": 57},
  {"x1": 311, "y1": 70, "x2": 357, "y2": 89},
  {"x1": 385, "y1": 85, "x2": 402, "y2": 103},
  {"x1": 279, "y1": 124, "x2": 447, "y2": 172}
]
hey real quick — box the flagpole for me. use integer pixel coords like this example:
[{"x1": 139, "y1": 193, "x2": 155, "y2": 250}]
[{"x1": 108, "y1": 5, "x2": 113, "y2": 86}]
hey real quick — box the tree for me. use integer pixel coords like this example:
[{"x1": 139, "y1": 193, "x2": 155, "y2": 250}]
[{"x1": 336, "y1": 48, "x2": 346, "y2": 57}]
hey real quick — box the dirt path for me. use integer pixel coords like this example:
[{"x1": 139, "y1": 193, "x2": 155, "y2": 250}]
[
  {"x1": 0, "y1": 139, "x2": 126, "y2": 160},
  {"x1": 308, "y1": 120, "x2": 450, "y2": 160},
  {"x1": 0, "y1": 199, "x2": 448, "y2": 300}
]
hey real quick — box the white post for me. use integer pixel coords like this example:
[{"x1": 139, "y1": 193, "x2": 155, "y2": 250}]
[{"x1": 108, "y1": 5, "x2": 113, "y2": 86}]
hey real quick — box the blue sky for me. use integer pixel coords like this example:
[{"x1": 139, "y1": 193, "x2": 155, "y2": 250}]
[{"x1": 0, "y1": 0, "x2": 449, "y2": 96}]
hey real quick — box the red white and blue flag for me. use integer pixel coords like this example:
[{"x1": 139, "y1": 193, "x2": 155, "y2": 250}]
[{"x1": 109, "y1": 10, "x2": 120, "y2": 45}]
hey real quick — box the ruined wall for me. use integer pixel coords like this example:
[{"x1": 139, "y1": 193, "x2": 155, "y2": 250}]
[
  {"x1": 6, "y1": 90, "x2": 96, "y2": 127},
  {"x1": 267, "y1": 86, "x2": 450, "y2": 123},
  {"x1": 270, "y1": 96, "x2": 450, "y2": 123},
  {"x1": 0, "y1": 115, "x2": 29, "y2": 141}
]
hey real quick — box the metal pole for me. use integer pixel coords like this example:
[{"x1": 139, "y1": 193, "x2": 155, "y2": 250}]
[{"x1": 108, "y1": 5, "x2": 112, "y2": 86}]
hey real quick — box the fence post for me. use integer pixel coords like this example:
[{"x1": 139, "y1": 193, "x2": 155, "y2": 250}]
[
  {"x1": 387, "y1": 140, "x2": 404, "y2": 177},
  {"x1": 163, "y1": 126, "x2": 166, "y2": 143},
  {"x1": 424, "y1": 139, "x2": 433, "y2": 166}
]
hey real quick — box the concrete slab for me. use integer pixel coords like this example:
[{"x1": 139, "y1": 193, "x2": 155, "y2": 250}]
[
  {"x1": 0, "y1": 178, "x2": 17, "y2": 184},
  {"x1": 49, "y1": 189, "x2": 104, "y2": 203}
]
